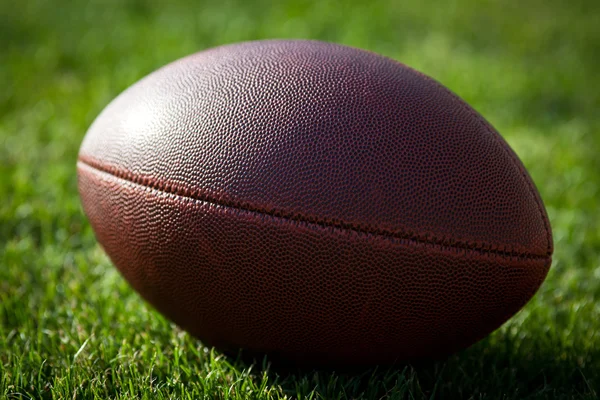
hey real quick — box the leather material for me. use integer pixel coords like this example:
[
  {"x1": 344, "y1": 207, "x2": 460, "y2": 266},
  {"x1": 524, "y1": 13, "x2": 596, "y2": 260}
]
[{"x1": 78, "y1": 40, "x2": 553, "y2": 365}]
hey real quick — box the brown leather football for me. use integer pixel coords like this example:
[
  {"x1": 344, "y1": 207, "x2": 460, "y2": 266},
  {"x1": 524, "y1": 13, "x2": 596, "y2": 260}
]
[{"x1": 77, "y1": 40, "x2": 553, "y2": 366}]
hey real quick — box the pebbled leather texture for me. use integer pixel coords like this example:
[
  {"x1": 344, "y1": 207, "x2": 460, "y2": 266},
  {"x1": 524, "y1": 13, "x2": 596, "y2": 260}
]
[{"x1": 78, "y1": 40, "x2": 553, "y2": 366}]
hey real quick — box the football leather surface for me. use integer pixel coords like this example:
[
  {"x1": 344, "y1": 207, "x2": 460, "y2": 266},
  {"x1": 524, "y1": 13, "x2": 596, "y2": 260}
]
[{"x1": 77, "y1": 40, "x2": 553, "y2": 366}]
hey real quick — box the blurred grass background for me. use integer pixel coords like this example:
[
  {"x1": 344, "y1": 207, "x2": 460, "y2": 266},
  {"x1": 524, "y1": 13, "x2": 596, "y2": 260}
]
[{"x1": 1, "y1": 0, "x2": 599, "y2": 398}]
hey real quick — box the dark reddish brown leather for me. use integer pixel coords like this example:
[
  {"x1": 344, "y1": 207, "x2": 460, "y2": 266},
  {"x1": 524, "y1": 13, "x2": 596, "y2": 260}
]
[{"x1": 77, "y1": 40, "x2": 553, "y2": 365}]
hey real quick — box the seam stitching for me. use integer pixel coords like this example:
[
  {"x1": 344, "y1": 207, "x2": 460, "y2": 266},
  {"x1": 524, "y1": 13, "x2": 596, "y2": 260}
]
[
  {"x1": 418, "y1": 76, "x2": 553, "y2": 257},
  {"x1": 78, "y1": 156, "x2": 550, "y2": 261}
]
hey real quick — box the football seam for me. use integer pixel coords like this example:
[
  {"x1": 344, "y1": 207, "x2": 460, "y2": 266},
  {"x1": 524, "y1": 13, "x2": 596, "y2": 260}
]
[
  {"x1": 405, "y1": 68, "x2": 553, "y2": 258},
  {"x1": 78, "y1": 156, "x2": 550, "y2": 261}
]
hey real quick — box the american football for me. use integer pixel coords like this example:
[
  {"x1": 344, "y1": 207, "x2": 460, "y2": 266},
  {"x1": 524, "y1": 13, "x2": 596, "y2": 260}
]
[{"x1": 77, "y1": 39, "x2": 553, "y2": 366}]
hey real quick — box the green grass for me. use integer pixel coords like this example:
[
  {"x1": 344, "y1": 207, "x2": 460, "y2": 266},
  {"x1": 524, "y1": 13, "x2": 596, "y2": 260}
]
[{"x1": 1, "y1": 0, "x2": 599, "y2": 398}]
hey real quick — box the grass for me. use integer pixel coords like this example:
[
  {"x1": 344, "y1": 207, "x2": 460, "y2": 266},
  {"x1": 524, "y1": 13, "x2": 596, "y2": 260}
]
[{"x1": 1, "y1": 0, "x2": 599, "y2": 398}]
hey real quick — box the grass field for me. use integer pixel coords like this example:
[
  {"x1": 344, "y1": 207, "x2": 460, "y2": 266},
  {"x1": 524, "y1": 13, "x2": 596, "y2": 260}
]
[{"x1": 1, "y1": 0, "x2": 599, "y2": 398}]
